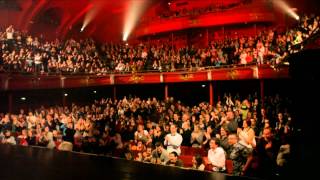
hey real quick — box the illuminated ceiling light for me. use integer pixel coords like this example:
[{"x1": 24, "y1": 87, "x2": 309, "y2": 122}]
[
  {"x1": 64, "y1": 93, "x2": 68, "y2": 97},
  {"x1": 93, "y1": 90, "x2": 97, "y2": 94},
  {"x1": 21, "y1": 97, "x2": 26, "y2": 101},
  {"x1": 202, "y1": 84, "x2": 206, "y2": 88},
  {"x1": 80, "y1": 27, "x2": 85, "y2": 32},
  {"x1": 123, "y1": 0, "x2": 148, "y2": 41},
  {"x1": 273, "y1": 0, "x2": 300, "y2": 21}
]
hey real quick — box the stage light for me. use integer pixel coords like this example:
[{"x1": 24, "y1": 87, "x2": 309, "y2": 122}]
[
  {"x1": 80, "y1": 27, "x2": 85, "y2": 32},
  {"x1": 273, "y1": 0, "x2": 299, "y2": 21},
  {"x1": 123, "y1": 0, "x2": 148, "y2": 41}
]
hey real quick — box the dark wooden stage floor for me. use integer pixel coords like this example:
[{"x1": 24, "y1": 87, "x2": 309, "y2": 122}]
[{"x1": 0, "y1": 144, "x2": 258, "y2": 180}]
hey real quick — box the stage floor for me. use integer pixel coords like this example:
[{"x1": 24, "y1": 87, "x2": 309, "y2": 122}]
[{"x1": 0, "y1": 144, "x2": 258, "y2": 180}]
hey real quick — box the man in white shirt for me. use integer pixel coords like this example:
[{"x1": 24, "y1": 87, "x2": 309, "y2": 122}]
[
  {"x1": 164, "y1": 124, "x2": 183, "y2": 155},
  {"x1": 207, "y1": 138, "x2": 226, "y2": 172}
]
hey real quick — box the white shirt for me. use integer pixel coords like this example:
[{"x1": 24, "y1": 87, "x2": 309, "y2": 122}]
[
  {"x1": 134, "y1": 130, "x2": 149, "y2": 139},
  {"x1": 164, "y1": 133, "x2": 183, "y2": 155},
  {"x1": 239, "y1": 129, "x2": 256, "y2": 149},
  {"x1": 208, "y1": 147, "x2": 226, "y2": 171},
  {"x1": 6, "y1": 28, "x2": 14, "y2": 40}
]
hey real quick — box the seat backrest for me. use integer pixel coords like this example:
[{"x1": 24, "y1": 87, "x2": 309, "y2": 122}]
[{"x1": 225, "y1": 159, "x2": 233, "y2": 174}]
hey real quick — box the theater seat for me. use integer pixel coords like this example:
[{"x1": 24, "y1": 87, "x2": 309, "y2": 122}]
[
  {"x1": 179, "y1": 155, "x2": 193, "y2": 167},
  {"x1": 225, "y1": 159, "x2": 233, "y2": 174},
  {"x1": 203, "y1": 157, "x2": 232, "y2": 173},
  {"x1": 180, "y1": 146, "x2": 207, "y2": 156},
  {"x1": 180, "y1": 146, "x2": 189, "y2": 155},
  {"x1": 194, "y1": 147, "x2": 206, "y2": 156}
]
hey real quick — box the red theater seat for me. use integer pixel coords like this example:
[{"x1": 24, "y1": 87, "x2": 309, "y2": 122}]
[
  {"x1": 179, "y1": 155, "x2": 193, "y2": 167},
  {"x1": 226, "y1": 159, "x2": 233, "y2": 174},
  {"x1": 180, "y1": 146, "x2": 189, "y2": 155},
  {"x1": 180, "y1": 146, "x2": 207, "y2": 156}
]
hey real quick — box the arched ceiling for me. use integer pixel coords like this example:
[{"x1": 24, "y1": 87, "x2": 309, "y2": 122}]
[{"x1": 0, "y1": 0, "x2": 318, "y2": 42}]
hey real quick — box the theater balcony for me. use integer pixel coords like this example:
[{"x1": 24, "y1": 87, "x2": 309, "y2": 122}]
[
  {"x1": 0, "y1": 65, "x2": 289, "y2": 91},
  {"x1": 135, "y1": 0, "x2": 276, "y2": 37}
]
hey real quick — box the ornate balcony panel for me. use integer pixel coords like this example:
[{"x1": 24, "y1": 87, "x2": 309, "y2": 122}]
[
  {"x1": 0, "y1": 65, "x2": 289, "y2": 91},
  {"x1": 115, "y1": 73, "x2": 161, "y2": 84},
  {"x1": 136, "y1": 0, "x2": 275, "y2": 37}
]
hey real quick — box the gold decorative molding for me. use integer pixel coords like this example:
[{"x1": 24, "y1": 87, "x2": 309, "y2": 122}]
[
  {"x1": 228, "y1": 70, "x2": 239, "y2": 80},
  {"x1": 180, "y1": 73, "x2": 194, "y2": 81},
  {"x1": 129, "y1": 74, "x2": 144, "y2": 83}
]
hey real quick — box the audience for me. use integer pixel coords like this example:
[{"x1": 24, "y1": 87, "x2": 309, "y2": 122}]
[
  {"x1": 0, "y1": 91, "x2": 295, "y2": 178},
  {"x1": 0, "y1": 14, "x2": 318, "y2": 74}
]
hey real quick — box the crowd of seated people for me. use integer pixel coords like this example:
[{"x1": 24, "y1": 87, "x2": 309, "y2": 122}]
[
  {"x1": 156, "y1": 0, "x2": 252, "y2": 20},
  {"x1": 0, "y1": 14, "x2": 318, "y2": 74},
  {"x1": 0, "y1": 92, "x2": 294, "y2": 178}
]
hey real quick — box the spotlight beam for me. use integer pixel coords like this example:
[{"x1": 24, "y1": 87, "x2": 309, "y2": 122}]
[
  {"x1": 82, "y1": 1, "x2": 105, "y2": 32},
  {"x1": 123, "y1": 0, "x2": 148, "y2": 41},
  {"x1": 273, "y1": 0, "x2": 299, "y2": 20}
]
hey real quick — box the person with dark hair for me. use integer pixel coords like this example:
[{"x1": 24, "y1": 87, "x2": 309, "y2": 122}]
[
  {"x1": 1, "y1": 130, "x2": 16, "y2": 145},
  {"x1": 192, "y1": 154, "x2": 205, "y2": 171},
  {"x1": 255, "y1": 127, "x2": 280, "y2": 177},
  {"x1": 202, "y1": 125, "x2": 214, "y2": 150},
  {"x1": 62, "y1": 122, "x2": 75, "y2": 143},
  {"x1": 207, "y1": 138, "x2": 226, "y2": 172},
  {"x1": 142, "y1": 146, "x2": 153, "y2": 163},
  {"x1": 26, "y1": 129, "x2": 36, "y2": 146},
  {"x1": 152, "y1": 125, "x2": 165, "y2": 146},
  {"x1": 151, "y1": 141, "x2": 169, "y2": 164},
  {"x1": 218, "y1": 126, "x2": 230, "y2": 157},
  {"x1": 166, "y1": 151, "x2": 183, "y2": 167},
  {"x1": 238, "y1": 119, "x2": 256, "y2": 149},
  {"x1": 59, "y1": 122, "x2": 75, "y2": 151}
]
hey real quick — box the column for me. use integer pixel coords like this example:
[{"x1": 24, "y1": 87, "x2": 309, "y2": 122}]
[
  {"x1": 113, "y1": 86, "x2": 117, "y2": 100},
  {"x1": 209, "y1": 82, "x2": 214, "y2": 105},
  {"x1": 62, "y1": 93, "x2": 67, "y2": 107},
  {"x1": 205, "y1": 28, "x2": 209, "y2": 46},
  {"x1": 164, "y1": 84, "x2": 169, "y2": 100},
  {"x1": 254, "y1": 23, "x2": 257, "y2": 36},
  {"x1": 8, "y1": 92, "x2": 12, "y2": 113},
  {"x1": 260, "y1": 79, "x2": 264, "y2": 108},
  {"x1": 171, "y1": 33, "x2": 174, "y2": 49}
]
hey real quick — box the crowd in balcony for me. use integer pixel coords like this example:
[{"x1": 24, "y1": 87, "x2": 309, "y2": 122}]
[
  {"x1": 158, "y1": 0, "x2": 252, "y2": 20},
  {"x1": 0, "y1": 92, "x2": 293, "y2": 178},
  {"x1": 0, "y1": 14, "x2": 318, "y2": 75}
]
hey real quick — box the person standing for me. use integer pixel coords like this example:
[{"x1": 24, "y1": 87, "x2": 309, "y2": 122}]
[{"x1": 164, "y1": 124, "x2": 183, "y2": 155}]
